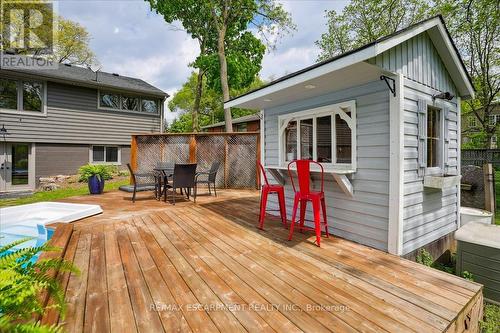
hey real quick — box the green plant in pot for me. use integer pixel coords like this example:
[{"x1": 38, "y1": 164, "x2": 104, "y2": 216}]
[{"x1": 78, "y1": 164, "x2": 113, "y2": 194}]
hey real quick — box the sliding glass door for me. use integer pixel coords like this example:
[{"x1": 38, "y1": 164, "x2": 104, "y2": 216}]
[{"x1": 0, "y1": 143, "x2": 33, "y2": 192}]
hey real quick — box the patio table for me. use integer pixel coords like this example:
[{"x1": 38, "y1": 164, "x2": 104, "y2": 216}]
[{"x1": 154, "y1": 167, "x2": 174, "y2": 200}]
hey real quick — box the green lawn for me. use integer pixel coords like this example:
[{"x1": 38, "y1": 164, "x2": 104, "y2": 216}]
[{"x1": 0, "y1": 179, "x2": 128, "y2": 208}]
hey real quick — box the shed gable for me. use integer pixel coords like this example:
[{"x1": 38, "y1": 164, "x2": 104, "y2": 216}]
[{"x1": 368, "y1": 31, "x2": 457, "y2": 95}]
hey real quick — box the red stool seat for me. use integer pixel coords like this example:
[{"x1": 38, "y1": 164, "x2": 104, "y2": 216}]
[
  {"x1": 258, "y1": 163, "x2": 287, "y2": 229},
  {"x1": 288, "y1": 160, "x2": 329, "y2": 247}
]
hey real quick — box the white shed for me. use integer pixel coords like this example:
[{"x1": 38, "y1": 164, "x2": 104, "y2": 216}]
[{"x1": 225, "y1": 15, "x2": 474, "y2": 256}]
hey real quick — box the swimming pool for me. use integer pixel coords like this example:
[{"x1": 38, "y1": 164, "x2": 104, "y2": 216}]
[{"x1": 0, "y1": 202, "x2": 102, "y2": 261}]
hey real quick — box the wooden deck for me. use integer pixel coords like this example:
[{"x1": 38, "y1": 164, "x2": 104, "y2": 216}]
[{"x1": 42, "y1": 190, "x2": 483, "y2": 332}]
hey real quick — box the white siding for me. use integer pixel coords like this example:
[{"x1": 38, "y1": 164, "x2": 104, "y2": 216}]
[{"x1": 264, "y1": 81, "x2": 390, "y2": 251}]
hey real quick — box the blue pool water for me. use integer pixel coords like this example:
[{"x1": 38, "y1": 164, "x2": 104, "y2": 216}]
[{"x1": 0, "y1": 223, "x2": 53, "y2": 263}]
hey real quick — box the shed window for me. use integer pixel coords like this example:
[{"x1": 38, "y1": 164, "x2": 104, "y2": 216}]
[
  {"x1": 426, "y1": 107, "x2": 441, "y2": 168},
  {"x1": 92, "y1": 146, "x2": 120, "y2": 164},
  {"x1": 316, "y1": 116, "x2": 332, "y2": 163},
  {"x1": 284, "y1": 121, "x2": 297, "y2": 162},
  {"x1": 278, "y1": 100, "x2": 356, "y2": 170}
]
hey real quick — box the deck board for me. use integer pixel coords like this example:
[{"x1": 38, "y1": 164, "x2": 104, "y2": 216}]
[{"x1": 48, "y1": 190, "x2": 482, "y2": 332}]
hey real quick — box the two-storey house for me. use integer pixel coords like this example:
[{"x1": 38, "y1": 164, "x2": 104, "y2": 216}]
[{"x1": 0, "y1": 64, "x2": 167, "y2": 194}]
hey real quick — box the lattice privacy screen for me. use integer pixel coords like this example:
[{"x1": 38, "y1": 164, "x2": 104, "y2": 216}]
[{"x1": 134, "y1": 134, "x2": 258, "y2": 189}]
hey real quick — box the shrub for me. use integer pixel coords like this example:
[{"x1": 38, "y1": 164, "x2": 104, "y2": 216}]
[
  {"x1": 117, "y1": 169, "x2": 129, "y2": 177},
  {"x1": 78, "y1": 164, "x2": 115, "y2": 182},
  {"x1": 0, "y1": 237, "x2": 79, "y2": 332},
  {"x1": 416, "y1": 249, "x2": 434, "y2": 267},
  {"x1": 481, "y1": 303, "x2": 500, "y2": 333}
]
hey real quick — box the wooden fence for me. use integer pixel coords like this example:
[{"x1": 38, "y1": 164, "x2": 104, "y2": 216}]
[
  {"x1": 130, "y1": 132, "x2": 260, "y2": 189},
  {"x1": 462, "y1": 149, "x2": 500, "y2": 169}
]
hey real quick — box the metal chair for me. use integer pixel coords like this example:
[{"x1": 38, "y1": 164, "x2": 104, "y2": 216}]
[
  {"x1": 195, "y1": 161, "x2": 220, "y2": 197},
  {"x1": 287, "y1": 160, "x2": 329, "y2": 247},
  {"x1": 119, "y1": 164, "x2": 156, "y2": 203},
  {"x1": 164, "y1": 163, "x2": 198, "y2": 204},
  {"x1": 258, "y1": 162, "x2": 287, "y2": 230}
]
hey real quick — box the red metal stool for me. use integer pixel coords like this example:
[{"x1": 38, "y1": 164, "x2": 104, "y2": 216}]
[
  {"x1": 287, "y1": 160, "x2": 329, "y2": 247},
  {"x1": 258, "y1": 162, "x2": 287, "y2": 229}
]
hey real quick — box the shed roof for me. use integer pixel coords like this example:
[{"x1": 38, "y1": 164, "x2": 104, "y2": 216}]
[
  {"x1": 226, "y1": 15, "x2": 474, "y2": 110},
  {"x1": 1, "y1": 61, "x2": 168, "y2": 98}
]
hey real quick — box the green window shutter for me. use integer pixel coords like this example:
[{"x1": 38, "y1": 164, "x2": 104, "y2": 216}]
[{"x1": 417, "y1": 99, "x2": 427, "y2": 177}]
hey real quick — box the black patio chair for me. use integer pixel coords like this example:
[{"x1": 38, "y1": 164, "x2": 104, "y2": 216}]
[
  {"x1": 119, "y1": 164, "x2": 156, "y2": 203},
  {"x1": 164, "y1": 163, "x2": 198, "y2": 204},
  {"x1": 195, "y1": 161, "x2": 220, "y2": 197}
]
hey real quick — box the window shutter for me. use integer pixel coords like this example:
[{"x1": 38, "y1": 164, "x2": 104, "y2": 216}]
[
  {"x1": 443, "y1": 108, "x2": 450, "y2": 170},
  {"x1": 417, "y1": 99, "x2": 427, "y2": 177}
]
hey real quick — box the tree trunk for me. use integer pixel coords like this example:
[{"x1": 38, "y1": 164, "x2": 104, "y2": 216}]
[
  {"x1": 192, "y1": 69, "x2": 203, "y2": 132},
  {"x1": 217, "y1": 29, "x2": 233, "y2": 132}
]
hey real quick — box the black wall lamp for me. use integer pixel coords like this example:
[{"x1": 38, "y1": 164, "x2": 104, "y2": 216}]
[{"x1": 432, "y1": 92, "x2": 454, "y2": 101}]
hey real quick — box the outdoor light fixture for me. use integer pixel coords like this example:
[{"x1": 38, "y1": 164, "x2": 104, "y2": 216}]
[
  {"x1": 432, "y1": 92, "x2": 454, "y2": 101},
  {"x1": 263, "y1": 98, "x2": 272, "y2": 102},
  {"x1": 304, "y1": 84, "x2": 316, "y2": 89}
]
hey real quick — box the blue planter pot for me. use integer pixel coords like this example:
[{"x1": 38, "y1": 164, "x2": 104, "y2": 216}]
[{"x1": 88, "y1": 175, "x2": 105, "y2": 194}]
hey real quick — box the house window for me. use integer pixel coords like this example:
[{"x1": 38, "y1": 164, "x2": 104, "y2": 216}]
[
  {"x1": 122, "y1": 96, "x2": 139, "y2": 111},
  {"x1": 91, "y1": 146, "x2": 120, "y2": 164},
  {"x1": 22, "y1": 81, "x2": 43, "y2": 112},
  {"x1": 0, "y1": 79, "x2": 18, "y2": 110},
  {"x1": 0, "y1": 77, "x2": 44, "y2": 112},
  {"x1": 99, "y1": 91, "x2": 160, "y2": 114},
  {"x1": 426, "y1": 106, "x2": 441, "y2": 169},
  {"x1": 141, "y1": 99, "x2": 158, "y2": 113},
  {"x1": 100, "y1": 91, "x2": 120, "y2": 109},
  {"x1": 278, "y1": 100, "x2": 356, "y2": 170}
]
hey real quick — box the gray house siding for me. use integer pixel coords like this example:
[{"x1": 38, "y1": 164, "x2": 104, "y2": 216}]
[
  {"x1": 35, "y1": 144, "x2": 90, "y2": 178},
  {"x1": 3, "y1": 82, "x2": 161, "y2": 145},
  {"x1": 264, "y1": 81, "x2": 390, "y2": 251},
  {"x1": 402, "y1": 79, "x2": 459, "y2": 254},
  {"x1": 35, "y1": 144, "x2": 132, "y2": 180}
]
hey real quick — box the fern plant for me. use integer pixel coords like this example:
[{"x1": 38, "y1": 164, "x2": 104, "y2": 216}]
[{"x1": 0, "y1": 237, "x2": 79, "y2": 333}]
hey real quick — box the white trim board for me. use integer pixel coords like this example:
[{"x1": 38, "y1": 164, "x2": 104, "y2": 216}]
[
  {"x1": 225, "y1": 16, "x2": 473, "y2": 110},
  {"x1": 388, "y1": 73, "x2": 405, "y2": 255}
]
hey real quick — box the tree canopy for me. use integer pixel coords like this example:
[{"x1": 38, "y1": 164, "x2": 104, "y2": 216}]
[
  {"x1": 149, "y1": 0, "x2": 294, "y2": 131},
  {"x1": 316, "y1": 0, "x2": 499, "y2": 148},
  {"x1": 1, "y1": 1, "x2": 97, "y2": 66},
  {"x1": 167, "y1": 72, "x2": 265, "y2": 132}
]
